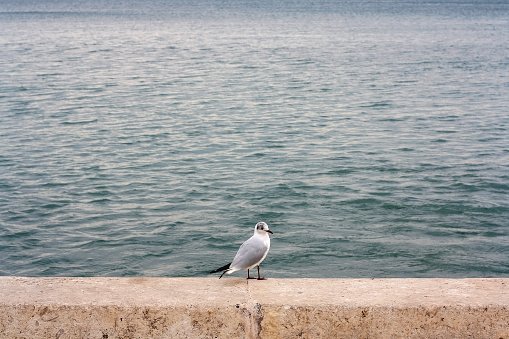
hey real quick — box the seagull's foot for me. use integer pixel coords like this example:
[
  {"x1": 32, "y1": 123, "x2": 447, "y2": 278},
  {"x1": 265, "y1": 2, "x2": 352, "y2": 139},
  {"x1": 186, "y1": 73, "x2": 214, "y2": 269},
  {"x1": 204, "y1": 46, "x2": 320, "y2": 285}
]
[
  {"x1": 247, "y1": 269, "x2": 256, "y2": 279},
  {"x1": 255, "y1": 266, "x2": 267, "y2": 280}
]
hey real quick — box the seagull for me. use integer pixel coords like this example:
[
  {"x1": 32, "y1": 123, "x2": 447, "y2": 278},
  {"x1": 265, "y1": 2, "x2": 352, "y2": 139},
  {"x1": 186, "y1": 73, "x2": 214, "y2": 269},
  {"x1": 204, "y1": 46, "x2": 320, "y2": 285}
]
[{"x1": 210, "y1": 222, "x2": 273, "y2": 280}]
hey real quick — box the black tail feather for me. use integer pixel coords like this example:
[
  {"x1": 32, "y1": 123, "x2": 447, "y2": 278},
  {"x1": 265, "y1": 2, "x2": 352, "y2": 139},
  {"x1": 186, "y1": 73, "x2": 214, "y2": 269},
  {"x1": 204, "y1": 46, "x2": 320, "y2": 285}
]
[{"x1": 210, "y1": 263, "x2": 231, "y2": 274}]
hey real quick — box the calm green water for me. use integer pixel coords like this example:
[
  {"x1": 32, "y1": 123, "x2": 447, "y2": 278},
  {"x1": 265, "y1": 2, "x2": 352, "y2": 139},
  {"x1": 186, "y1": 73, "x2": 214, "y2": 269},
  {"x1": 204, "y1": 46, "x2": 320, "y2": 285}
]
[{"x1": 1, "y1": 0, "x2": 508, "y2": 278}]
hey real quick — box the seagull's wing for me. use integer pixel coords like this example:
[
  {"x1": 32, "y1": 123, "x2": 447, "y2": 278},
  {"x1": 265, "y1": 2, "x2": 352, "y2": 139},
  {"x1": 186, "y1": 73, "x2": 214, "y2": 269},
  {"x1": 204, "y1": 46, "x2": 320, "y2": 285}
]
[
  {"x1": 210, "y1": 263, "x2": 231, "y2": 274},
  {"x1": 230, "y1": 236, "x2": 268, "y2": 270}
]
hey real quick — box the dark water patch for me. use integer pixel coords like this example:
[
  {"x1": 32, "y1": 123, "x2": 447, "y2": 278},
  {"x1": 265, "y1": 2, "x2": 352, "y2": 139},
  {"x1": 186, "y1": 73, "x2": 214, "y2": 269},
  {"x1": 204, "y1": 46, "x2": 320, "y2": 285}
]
[
  {"x1": 61, "y1": 119, "x2": 98, "y2": 125},
  {"x1": 436, "y1": 130, "x2": 457, "y2": 134}
]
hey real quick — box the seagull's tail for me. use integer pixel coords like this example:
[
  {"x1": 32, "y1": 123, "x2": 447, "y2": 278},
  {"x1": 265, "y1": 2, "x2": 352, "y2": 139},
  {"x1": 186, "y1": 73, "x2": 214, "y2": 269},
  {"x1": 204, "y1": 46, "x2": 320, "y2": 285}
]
[{"x1": 210, "y1": 263, "x2": 231, "y2": 275}]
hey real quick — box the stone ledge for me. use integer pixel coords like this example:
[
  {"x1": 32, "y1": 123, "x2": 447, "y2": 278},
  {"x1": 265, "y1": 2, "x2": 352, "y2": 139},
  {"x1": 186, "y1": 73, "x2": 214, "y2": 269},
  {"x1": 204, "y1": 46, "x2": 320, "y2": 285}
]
[{"x1": 0, "y1": 277, "x2": 508, "y2": 338}]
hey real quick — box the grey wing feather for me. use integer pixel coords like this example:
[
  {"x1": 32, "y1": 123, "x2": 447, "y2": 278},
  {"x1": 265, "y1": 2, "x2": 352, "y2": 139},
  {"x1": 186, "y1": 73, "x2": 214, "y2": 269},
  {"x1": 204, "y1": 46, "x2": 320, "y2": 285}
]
[{"x1": 231, "y1": 237, "x2": 268, "y2": 270}]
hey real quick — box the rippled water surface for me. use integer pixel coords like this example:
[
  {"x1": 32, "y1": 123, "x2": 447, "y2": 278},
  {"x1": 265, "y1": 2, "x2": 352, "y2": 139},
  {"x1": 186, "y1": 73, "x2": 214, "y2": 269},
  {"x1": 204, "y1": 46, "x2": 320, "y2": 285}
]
[{"x1": 1, "y1": 0, "x2": 508, "y2": 278}]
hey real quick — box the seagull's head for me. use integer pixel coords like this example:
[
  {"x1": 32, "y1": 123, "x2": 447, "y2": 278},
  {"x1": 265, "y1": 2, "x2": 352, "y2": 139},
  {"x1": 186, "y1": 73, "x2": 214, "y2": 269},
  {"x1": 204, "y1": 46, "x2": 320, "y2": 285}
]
[{"x1": 255, "y1": 221, "x2": 273, "y2": 235}]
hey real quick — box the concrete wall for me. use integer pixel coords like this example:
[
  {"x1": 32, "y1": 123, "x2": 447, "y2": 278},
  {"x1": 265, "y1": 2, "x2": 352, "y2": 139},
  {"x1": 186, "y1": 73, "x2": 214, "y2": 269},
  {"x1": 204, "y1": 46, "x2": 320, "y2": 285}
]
[{"x1": 1, "y1": 277, "x2": 508, "y2": 338}]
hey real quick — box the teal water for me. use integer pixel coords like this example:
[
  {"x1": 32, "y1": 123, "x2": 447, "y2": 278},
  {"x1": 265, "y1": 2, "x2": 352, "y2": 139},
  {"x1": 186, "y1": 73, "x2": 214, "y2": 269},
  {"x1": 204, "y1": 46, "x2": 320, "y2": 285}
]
[{"x1": 1, "y1": 0, "x2": 508, "y2": 278}]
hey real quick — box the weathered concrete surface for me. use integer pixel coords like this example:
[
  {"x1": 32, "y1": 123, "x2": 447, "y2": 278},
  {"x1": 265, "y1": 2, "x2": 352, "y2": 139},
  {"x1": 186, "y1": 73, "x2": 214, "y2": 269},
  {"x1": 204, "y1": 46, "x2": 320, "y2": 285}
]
[{"x1": 0, "y1": 277, "x2": 508, "y2": 338}]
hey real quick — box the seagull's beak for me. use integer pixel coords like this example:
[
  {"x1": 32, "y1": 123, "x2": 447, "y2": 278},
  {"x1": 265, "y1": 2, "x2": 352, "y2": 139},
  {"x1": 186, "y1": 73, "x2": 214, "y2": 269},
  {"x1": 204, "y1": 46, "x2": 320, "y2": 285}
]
[{"x1": 267, "y1": 229, "x2": 273, "y2": 234}]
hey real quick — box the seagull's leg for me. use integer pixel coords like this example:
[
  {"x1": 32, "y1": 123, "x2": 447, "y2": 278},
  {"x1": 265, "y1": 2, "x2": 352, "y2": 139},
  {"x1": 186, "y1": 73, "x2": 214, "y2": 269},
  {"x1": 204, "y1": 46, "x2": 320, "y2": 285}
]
[
  {"x1": 247, "y1": 269, "x2": 256, "y2": 279},
  {"x1": 257, "y1": 265, "x2": 267, "y2": 280}
]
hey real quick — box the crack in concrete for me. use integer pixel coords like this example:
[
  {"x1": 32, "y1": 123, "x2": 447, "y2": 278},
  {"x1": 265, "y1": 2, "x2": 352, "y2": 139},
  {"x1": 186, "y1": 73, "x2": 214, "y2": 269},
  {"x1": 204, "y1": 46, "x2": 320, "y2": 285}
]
[{"x1": 245, "y1": 280, "x2": 264, "y2": 339}]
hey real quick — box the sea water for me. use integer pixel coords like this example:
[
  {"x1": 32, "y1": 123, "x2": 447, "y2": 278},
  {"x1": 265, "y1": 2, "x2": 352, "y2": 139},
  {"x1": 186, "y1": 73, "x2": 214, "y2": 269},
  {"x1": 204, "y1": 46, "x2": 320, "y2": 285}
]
[{"x1": 0, "y1": 0, "x2": 508, "y2": 278}]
